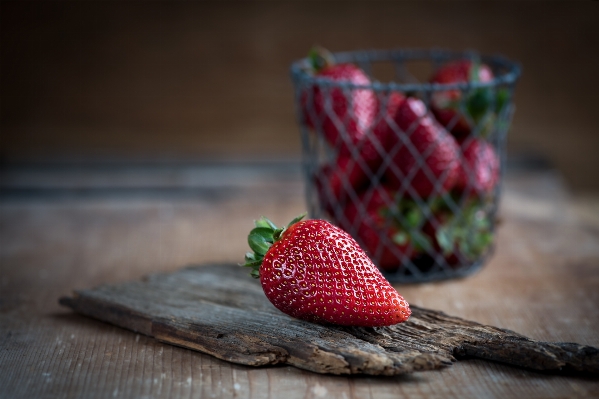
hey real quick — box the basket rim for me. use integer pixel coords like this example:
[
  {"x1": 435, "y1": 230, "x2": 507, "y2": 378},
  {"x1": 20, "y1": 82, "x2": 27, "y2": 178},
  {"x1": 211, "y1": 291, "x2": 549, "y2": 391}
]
[{"x1": 290, "y1": 47, "x2": 521, "y2": 92}]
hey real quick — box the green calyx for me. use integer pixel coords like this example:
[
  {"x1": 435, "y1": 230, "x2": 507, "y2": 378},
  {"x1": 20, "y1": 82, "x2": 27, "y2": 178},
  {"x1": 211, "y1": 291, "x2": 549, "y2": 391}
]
[
  {"x1": 307, "y1": 46, "x2": 335, "y2": 73},
  {"x1": 466, "y1": 87, "x2": 509, "y2": 125},
  {"x1": 380, "y1": 198, "x2": 434, "y2": 252},
  {"x1": 378, "y1": 195, "x2": 493, "y2": 260},
  {"x1": 241, "y1": 213, "x2": 306, "y2": 279},
  {"x1": 466, "y1": 60, "x2": 510, "y2": 133},
  {"x1": 434, "y1": 200, "x2": 493, "y2": 261},
  {"x1": 437, "y1": 60, "x2": 510, "y2": 138}
]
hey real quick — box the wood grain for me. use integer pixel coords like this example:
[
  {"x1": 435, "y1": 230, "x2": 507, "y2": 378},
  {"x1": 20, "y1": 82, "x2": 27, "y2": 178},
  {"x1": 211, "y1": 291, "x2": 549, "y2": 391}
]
[
  {"x1": 1, "y1": 169, "x2": 599, "y2": 398},
  {"x1": 58, "y1": 264, "x2": 599, "y2": 377}
]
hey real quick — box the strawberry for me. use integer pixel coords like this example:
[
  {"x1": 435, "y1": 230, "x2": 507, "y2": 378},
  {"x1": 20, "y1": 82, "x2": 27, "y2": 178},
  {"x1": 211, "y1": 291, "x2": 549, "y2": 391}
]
[
  {"x1": 314, "y1": 155, "x2": 369, "y2": 216},
  {"x1": 302, "y1": 48, "x2": 377, "y2": 152},
  {"x1": 429, "y1": 59, "x2": 503, "y2": 138},
  {"x1": 242, "y1": 214, "x2": 411, "y2": 327},
  {"x1": 340, "y1": 186, "x2": 428, "y2": 272},
  {"x1": 456, "y1": 138, "x2": 500, "y2": 195},
  {"x1": 384, "y1": 97, "x2": 460, "y2": 198},
  {"x1": 340, "y1": 186, "x2": 407, "y2": 271},
  {"x1": 342, "y1": 91, "x2": 407, "y2": 168},
  {"x1": 372, "y1": 91, "x2": 407, "y2": 141}
]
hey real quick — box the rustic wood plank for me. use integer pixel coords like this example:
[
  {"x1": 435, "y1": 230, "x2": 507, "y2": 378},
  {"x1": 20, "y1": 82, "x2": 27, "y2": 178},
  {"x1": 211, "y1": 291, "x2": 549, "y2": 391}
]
[
  {"x1": 59, "y1": 264, "x2": 599, "y2": 376},
  {"x1": 2, "y1": 170, "x2": 599, "y2": 398}
]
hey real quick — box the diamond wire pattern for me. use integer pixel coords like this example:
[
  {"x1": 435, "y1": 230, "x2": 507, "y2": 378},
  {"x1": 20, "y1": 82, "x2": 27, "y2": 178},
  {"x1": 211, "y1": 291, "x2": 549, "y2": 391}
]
[{"x1": 291, "y1": 48, "x2": 520, "y2": 283}]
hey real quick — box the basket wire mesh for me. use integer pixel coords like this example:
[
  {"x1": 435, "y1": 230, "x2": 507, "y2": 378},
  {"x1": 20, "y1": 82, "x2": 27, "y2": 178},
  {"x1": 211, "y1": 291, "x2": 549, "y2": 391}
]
[{"x1": 290, "y1": 48, "x2": 521, "y2": 283}]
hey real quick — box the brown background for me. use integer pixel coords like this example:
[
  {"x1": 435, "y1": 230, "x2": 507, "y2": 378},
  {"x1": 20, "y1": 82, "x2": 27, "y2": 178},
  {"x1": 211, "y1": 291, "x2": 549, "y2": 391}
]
[
  {"x1": 2, "y1": 3, "x2": 599, "y2": 397},
  {"x1": 1, "y1": 1, "x2": 598, "y2": 192}
]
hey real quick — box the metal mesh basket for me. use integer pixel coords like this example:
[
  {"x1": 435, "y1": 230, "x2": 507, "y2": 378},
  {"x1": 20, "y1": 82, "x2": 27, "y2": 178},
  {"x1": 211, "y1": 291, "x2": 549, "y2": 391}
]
[{"x1": 290, "y1": 48, "x2": 520, "y2": 283}]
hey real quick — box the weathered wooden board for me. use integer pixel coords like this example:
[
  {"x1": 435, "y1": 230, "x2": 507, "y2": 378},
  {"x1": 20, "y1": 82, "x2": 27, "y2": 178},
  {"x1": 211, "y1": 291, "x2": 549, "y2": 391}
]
[{"x1": 60, "y1": 264, "x2": 599, "y2": 376}]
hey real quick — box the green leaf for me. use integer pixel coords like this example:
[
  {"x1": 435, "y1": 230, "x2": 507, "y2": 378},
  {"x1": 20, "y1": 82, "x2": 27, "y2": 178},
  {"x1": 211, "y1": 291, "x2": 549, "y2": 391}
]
[
  {"x1": 392, "y1": 232, "x2": 408, "y2": 246},
  {"x1": 411, "y1": 231, "x2": 433, "y2": 252},
  {"x1": 436, "y1": 227, "x2": 454, "y2": 255},
  {"x1": 471, "y1": 231, "x2": 493, "y2": 255},
  {"x1": 405, "y1": 208, "x2": 422, "y2": 229},
  {"x1": 273, "y1": 227, "x2": 285, "y2": 241},
  {"x1": 458, "y1": 236, "x2": 475, "y2": 260},
  {"x1": 254, "y1": 219, "x2": 270, "y2": 229},
  {"x1": 308, "y1": 46, "x2": 334, "y2": 72},
  {"x1": 467, "y1": 88, "x2": 492, "y2": 123},
  {"x1": 448, "y1": 199, "x2": 495, "y2": 259},
  {"x1": 248, "y1": 228, "x2": 274, "y2": 256},
  {"x1": 250, "y1": 269, "x2": 260, "y2": 279},
  {"x1": 428, "y1": 197, "x2": 446, "y2": 213},
  {"x1": 478, "y1": 231, "x2": 494, "y2": 248},
  {"x1": 245, "y1": 252, "x2": 256, "y2": 262},
  {"x1": 250, "y1": 227, "x2": 275, "y2": 242},
  {"x1": 242, "y1": 258, "x2": 263, "y2": 268},
  {"x1": 458, "y1": 234, "x2": 471, "y2": 258},
  {"x1": 469, "y1": 58, "x2": 482, "y2": 83},
  {"x1": 287, "y1": 213, "x2": 307, "y2": 228},
  {"x1": 255, "y1": 216, "x2": 277, "y2": 230},
  {"x1": 474, "y1": 215, "x2": 491, "y2": 230},
  {"x1": 495, "y1": 88, "x2": 510, "y2": 113}
]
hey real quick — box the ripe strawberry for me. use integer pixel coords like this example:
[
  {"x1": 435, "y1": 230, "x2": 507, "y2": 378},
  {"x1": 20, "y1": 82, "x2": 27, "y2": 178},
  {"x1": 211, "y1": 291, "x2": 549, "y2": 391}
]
[
  {"x1": 340, "y1": 186, "x2": 415, "y2": 271},
  {"x1": 456, "y1": 138, "x2": 500, "y2": 195},
  {"x1": 324, "y1": 92, "x2": 406, "y2": 215},
  {"x1": 314, "y1": 156, "x2": 369, "y2": 216},
  {"x1": 242, "y1": 214, "x2": 411, "y2": 327},
  {"x1": 302, "y1": 48, "x2": 377, "y2": 152},
  {"x1": 342, "y1": 91, "x2": 407, "y2": 164},
  {"x1": 384, "y1": 97, "x2": 460, "y2": 198},
  {"x1": 372, "y1": 91, "x2": 407, "y2": 140},
  {"x1": 429, "y1": 59, "x2": 500, "y2": 138}
]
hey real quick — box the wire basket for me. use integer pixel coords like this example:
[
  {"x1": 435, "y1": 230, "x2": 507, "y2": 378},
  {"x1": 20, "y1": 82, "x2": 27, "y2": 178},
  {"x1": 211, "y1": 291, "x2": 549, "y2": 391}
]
[{"x1": 290, "y1": 48, "x2": 521, "y2": 283}]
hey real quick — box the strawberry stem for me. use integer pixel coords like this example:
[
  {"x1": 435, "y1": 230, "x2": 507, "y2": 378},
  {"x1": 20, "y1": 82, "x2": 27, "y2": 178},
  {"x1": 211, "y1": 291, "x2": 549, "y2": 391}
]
[
  {"x1": 307, "y1": 46, "x2": 334, "y2": 73},
  {"x1": 241, "y1": 214, "x2": 306, "y2": 278}
]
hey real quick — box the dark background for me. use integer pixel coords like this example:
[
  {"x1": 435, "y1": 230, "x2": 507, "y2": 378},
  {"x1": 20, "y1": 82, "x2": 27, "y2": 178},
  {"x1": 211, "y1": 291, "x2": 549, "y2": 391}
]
[{"x1": 1, "y1": 1, "x2": 598, "y2": 192}]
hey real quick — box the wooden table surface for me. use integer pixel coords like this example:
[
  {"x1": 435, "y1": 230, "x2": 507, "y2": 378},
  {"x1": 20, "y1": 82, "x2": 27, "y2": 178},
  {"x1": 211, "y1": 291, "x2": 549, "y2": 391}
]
[{"x1": 1, "y1": 163, "x2": 598, "y2": 399}]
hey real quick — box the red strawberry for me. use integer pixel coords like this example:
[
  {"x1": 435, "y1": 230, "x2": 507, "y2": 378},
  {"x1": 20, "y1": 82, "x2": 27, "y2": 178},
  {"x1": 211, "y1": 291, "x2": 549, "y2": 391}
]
[
  {"x1": 430, "y1": 60, "x2": 495, "y2": 137},
  {"x1": 314, "y1": 156, "x2": 369, "y2": 216},
  {"x1": 384, "y1": 97, "x2": 460, "y2": 198},
  {"x1": 243, "y1": 215, "x2": 411, "y2": 327},
  {"x1": 456, "y1": 138, "x2": 500, "y2": 195},
  {"x1": 372, "y1": 91, "x2": 407, "y2": 140},
  {"x1": 340, "y1": 186, "x2": 415, "y2": 272},
  {"x1": 335, "y1": 91, "x2": 406, "y2": 185},
  {"x1": 302, "y1": 49, "x2": 377, "y2": 152}
]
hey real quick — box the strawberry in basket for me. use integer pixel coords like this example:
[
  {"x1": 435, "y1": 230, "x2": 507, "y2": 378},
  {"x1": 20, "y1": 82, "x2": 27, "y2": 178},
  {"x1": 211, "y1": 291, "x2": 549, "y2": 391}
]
[
  {"x1": 314, "y1": 156, "x2": 369, "y2": 216},
  {"x1": 429, "y1": 59, "x2": 507, "y2": 138},
  {"x1": 338, "y1": 90, "x2": 407, "y2": 182},
  {"x1": 455, "y1": 138, "x2": 500, "y2": 196},
  {"x1": 339, "y1": 186, "x2": 431, "y2": 272},
  {"x1": 384, "y1": 97, "x2": 460, "y2": 199},
  {"x1": 315, "y1": 91, "x2": 407, "y2": 215},
  {"x1": 340, "y1": 186, "x2": 409, "y2": 272},
  {"x1": 353, "y1": 91, "x2": 406, "y2": 174},
  {"x1": 301, "y1": 47, "x2": 377, "y2": 153}
]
